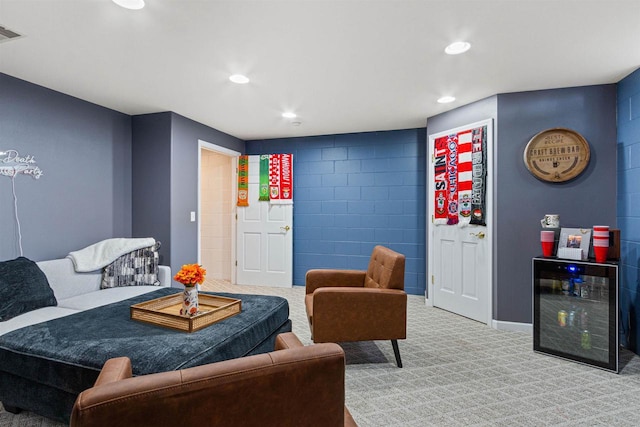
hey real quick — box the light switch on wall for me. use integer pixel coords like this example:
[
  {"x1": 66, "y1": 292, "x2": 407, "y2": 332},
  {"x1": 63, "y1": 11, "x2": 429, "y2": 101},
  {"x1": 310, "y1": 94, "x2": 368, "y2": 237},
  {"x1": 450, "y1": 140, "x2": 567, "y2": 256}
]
[{"x1": 190, "y1": 211, "x2": 196, "y2": 222}]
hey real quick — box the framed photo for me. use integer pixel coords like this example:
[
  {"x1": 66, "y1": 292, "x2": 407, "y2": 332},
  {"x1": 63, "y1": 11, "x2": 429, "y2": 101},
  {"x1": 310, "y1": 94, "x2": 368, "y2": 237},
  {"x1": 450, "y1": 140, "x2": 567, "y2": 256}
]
[{"x1": 558, "y1": 228, "x2": 591, "y2": 260}]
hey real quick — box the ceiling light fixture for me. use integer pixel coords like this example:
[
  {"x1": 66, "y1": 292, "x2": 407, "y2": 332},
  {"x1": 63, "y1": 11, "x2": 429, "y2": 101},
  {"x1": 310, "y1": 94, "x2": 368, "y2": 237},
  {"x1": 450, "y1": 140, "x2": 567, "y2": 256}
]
[
  {"x1": 445, "y1": 41, "x2": 471, "y2": 55},
  {"x1": 282, "y1": 112, "x2": 297, "y2": 119},
  {"x1": 112, "y1": 0, "x2": 145, "y2": 10},
  {"x1": 229, "y1": 74, "x2": 250, "y2": 84},
  {"x1": 437, "y1": 96, "x2": 456, "y2": 104}
]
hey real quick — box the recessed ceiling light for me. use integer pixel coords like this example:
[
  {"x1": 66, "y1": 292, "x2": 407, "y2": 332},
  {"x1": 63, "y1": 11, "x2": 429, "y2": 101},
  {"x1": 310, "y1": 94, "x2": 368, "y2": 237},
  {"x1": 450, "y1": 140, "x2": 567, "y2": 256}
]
[
  {"x1": 112, "y1": 0, "x2": 145, "y2": 10},
  {"x1": 445, "y1": 41, "x2": 471, "y2": 55},
  {"x1": 437, "y1": 96, "x2": 456, "y2": 104},
  {"x1": 229, "y1": 74, "x2": 250, "y2": 84},
  {"x1": 282, "y1": 112, "x2": 297, "y2": 119}
]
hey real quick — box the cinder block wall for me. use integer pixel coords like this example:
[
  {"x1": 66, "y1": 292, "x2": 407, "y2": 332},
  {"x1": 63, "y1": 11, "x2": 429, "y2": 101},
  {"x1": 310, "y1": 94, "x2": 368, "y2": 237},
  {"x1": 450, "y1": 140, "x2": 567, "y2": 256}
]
[
  {"x1": 247, "y1": 128, "x2": 427, "y2": 295},
  {"x1": 617, "y1": 68, "x2": 640, "y2": 351}
]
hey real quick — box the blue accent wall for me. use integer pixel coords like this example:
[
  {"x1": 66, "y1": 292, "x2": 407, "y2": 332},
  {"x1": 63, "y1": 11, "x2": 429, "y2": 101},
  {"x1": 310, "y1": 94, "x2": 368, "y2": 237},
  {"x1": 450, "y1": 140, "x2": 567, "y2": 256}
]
[
  {"x1": 131, "y1": 112, "x2": 244, "y2": 275},
  {"x1": 617, "y1": 68, "x2": 640, "y2": 351},
  {"x1": 0, "y1": 73, "x2": 133, "y2": 261},
  {"x1": 496, "y1": 85, "x2": 617, "y2": 323},
  {"x1": 247, "y1": 129, "x2": 427, "y2": 296},
  {"x1": 427, "y1": 86, "x2": 617, "y2": 324}
]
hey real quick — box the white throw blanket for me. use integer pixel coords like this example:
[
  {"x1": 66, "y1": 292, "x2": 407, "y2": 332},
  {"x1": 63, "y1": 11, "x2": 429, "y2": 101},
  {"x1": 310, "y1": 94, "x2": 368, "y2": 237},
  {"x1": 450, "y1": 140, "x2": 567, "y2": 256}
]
[{"x1": 67, "y1": 237, "x2": 156, "y2": 272}]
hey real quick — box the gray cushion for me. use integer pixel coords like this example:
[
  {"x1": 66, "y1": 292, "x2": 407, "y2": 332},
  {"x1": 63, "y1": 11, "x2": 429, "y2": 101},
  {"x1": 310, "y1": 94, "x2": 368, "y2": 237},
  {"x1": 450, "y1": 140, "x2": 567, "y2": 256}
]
[
  {"x1": 0, "y1": 257, "x2": 58, "y2": 321},
  {"x1": 101, "y1": 242, "x2": 161, "y2": 289}
]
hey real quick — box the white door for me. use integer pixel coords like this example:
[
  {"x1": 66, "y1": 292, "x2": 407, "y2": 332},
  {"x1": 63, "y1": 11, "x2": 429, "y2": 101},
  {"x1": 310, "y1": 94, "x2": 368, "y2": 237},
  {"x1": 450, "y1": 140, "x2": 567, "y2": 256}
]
[
  {"x1": 427, "y1": 120, "x2": 493, "y2": 324},
  {"x1": 236, "y1": 155, "x2": 293, "y2": 287}
]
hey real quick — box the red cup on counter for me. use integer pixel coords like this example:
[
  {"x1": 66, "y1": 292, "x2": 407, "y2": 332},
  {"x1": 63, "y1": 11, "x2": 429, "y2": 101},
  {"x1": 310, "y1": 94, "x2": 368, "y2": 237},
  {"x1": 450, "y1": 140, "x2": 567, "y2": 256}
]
[
  {"x1": 541, "y1": 230, "x2": 555, "y2": 257},
  {"x1": 592, "y1": 225, "x2": 609, "y2": 263}
]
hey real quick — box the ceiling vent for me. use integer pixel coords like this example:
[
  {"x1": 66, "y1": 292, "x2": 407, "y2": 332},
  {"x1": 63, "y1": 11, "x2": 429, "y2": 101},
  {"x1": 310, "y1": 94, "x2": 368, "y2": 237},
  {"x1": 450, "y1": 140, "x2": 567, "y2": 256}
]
[{"x1": 0, "y1": 25, "x2": 23, "y2": 44}]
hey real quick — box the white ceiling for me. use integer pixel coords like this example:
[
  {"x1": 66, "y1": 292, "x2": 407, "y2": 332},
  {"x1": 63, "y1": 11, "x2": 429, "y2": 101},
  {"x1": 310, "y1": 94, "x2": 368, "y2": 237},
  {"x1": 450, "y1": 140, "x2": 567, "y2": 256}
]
[{"x1": 1, "y1": 0, "x2": 639, "y2": 141}]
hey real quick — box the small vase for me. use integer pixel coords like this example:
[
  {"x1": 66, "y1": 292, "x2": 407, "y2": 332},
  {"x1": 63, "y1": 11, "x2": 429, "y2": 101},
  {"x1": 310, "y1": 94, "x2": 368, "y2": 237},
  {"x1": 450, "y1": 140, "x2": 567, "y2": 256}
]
[{"x1": 180, "y1": 286, "x2": 199, "y2": 317}]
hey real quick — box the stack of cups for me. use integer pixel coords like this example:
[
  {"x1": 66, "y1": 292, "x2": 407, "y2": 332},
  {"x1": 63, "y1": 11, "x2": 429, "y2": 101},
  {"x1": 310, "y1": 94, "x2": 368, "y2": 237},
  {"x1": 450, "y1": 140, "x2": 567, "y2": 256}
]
[
  {"x1": 592, "y1": 225, "x2": 609, "y2": 263},
  {"x1": 541, "y1": 230, "x2": 555, "y2": 257}
]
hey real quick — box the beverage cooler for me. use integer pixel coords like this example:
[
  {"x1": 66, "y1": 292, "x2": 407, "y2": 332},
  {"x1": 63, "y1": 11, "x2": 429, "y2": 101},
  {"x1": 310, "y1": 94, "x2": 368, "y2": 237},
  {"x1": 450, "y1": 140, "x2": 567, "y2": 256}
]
[{"x1": 533, "y1": 257, "x2": 619, "y2": 372}]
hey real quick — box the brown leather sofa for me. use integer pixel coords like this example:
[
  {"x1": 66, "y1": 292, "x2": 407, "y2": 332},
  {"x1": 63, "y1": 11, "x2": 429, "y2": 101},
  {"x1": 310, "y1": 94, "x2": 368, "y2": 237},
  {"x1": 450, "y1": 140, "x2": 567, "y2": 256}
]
[
  {"x1": 305, "y1": 245, "x2": 407, "y2": 367},
  {"x1": 70, "y1": 332, "x2": 357, "y2": 427}
]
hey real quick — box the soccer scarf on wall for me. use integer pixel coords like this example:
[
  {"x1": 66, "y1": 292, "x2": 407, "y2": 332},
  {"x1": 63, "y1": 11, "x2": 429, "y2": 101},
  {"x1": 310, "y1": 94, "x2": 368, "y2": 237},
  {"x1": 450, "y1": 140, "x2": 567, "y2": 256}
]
[
  {"x1": 259, "y1": 155, "x2": 270, "y2": 201},
  {"x1": 433, "y1": 125, "x2": 488, "y2": 226},
  {"x1": 470, "y1": 126, "x2": 487, "y2": 226},
  {"x1": 237, "y1": 155, "x2": 249, "y2": 207},
  {"x1": 433, "y1": 136, "x2": 449, "y2": 224},
  {"x1": 457, "y1": 131, "x2": 473, "y2": 226},
  {"x1": 269, "y1": 153, "x2": 293, "y2": 204},
  {"x1": 446, "y1": 134, "x2": 459, "y2": 225}
]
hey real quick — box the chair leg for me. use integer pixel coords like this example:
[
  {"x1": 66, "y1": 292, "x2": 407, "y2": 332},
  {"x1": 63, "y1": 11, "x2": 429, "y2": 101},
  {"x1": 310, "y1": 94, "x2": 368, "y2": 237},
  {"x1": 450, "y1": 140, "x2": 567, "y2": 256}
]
[{"x1": 391, "y1": 339, "x2": 402, "y2": 368}]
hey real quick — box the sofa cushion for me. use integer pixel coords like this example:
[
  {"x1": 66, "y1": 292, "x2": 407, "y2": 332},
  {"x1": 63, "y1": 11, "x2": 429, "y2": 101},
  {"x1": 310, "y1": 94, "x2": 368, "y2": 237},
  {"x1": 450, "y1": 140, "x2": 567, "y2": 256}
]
[
  {"x1": 0, "y1": 257, "x2": 58, "y2": 321},
  {"x1": 38, "y1": 258, "x2": 104, "y2": 301},
  {"x1": 101, "y1": 242, "x2": 161, "y2": 289}
]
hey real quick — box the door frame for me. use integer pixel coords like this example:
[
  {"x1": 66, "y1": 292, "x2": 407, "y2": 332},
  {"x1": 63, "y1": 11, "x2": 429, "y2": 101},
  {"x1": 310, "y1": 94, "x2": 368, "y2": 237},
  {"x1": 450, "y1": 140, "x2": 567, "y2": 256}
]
[
  {"x1": 197, "y1": 139, "x2": 241, "y2": 284},
  {"x1": 425, "y1": 119, "x2": 494, "y2": 327}
]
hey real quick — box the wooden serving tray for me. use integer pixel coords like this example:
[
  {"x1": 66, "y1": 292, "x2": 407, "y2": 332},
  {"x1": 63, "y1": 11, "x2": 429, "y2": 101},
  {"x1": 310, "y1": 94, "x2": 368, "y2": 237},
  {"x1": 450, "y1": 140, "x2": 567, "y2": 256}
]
[{"x1": 130, "y1": 293, "x2": 241, "y2": 332}]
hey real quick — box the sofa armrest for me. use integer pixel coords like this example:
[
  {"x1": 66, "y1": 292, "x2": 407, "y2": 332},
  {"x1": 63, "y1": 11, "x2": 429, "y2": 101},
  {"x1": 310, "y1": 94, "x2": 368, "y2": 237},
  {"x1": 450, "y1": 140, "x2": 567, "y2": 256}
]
[
  {"x1": 157, "y1": 265, "x2": 171, "y2": 287},
  {"x1": 305, "y1": 269, "x2": 366, "y2": 294},
  {"x1": 312, "y1": 287, "x2": 407, "y2": 342},
  {"x1": 93, "y1": 357, "x2": 132, "y2": 387},
  {"x1": 274, "y1": 332, "x2": 304, "y2": 350}
]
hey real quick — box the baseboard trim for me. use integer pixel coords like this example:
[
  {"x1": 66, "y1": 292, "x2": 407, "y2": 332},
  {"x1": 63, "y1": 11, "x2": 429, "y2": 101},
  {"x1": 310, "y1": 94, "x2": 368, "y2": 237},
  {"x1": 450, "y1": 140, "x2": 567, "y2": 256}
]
[{"x1": 492, "y1": 320, "x2": 532, "y2": 334}]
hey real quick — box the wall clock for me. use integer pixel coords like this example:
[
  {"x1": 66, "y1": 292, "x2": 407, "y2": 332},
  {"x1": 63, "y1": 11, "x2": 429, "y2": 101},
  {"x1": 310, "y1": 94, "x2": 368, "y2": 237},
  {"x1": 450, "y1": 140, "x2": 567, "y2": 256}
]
[{"x1": 523, "y1": 128, "x2": 590, "y2": 183}]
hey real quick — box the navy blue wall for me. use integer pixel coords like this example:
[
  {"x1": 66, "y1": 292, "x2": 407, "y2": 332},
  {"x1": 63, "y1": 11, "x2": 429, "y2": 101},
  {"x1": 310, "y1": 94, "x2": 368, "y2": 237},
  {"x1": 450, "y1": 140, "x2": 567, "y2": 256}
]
[
  {"x1": 247, "y1": 129, "x2": 427, "y2": 296},
  {"x1": 0, "y1": 73, "x2": 132, "y2": 261},
  {"x1": 427, "y1": 86, "x2": 617, "y2": 324},
  {"x1": 496, "y1": 85, "x2": 617, "y2": 323},
  {"x1": 617, "y1": 68, "x2": 640, "y2": 351},
  {"x1": 132, "y1": 113, "x2": 172, "y2": 265},
  {"x1": 131, "y1": 112, "x2": 244, "y2": 276}
]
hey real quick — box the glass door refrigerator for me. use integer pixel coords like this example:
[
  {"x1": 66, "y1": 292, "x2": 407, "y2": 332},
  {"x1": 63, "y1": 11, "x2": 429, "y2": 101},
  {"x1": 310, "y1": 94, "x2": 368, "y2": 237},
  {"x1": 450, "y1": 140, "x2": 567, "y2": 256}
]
[{"x1": 533, "y1": 257, "x2": 619, "y2": 372}]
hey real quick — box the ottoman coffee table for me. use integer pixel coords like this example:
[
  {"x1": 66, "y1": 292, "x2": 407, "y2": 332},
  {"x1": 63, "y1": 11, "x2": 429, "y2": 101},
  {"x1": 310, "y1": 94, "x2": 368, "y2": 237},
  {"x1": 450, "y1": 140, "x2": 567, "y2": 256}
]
[{"x1": 0, "y1": 288, "x2": 291, "y2": 423}]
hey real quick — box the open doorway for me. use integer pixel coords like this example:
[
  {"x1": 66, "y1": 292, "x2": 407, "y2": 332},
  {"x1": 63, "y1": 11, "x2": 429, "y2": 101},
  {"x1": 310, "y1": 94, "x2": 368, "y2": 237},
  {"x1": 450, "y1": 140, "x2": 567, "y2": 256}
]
[{"x1": 198, "y1": 140, "x2": 240, "y2": 287}]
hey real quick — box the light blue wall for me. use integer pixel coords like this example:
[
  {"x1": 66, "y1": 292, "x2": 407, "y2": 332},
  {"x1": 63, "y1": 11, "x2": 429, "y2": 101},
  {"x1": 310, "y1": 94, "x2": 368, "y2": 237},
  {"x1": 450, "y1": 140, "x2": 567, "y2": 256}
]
[
  {"x1": 247, "y1": 129, "x2": 427, "y2": 296},
  {"x1": 617, "y1": 68, "x2": 640, "y2": 351}
]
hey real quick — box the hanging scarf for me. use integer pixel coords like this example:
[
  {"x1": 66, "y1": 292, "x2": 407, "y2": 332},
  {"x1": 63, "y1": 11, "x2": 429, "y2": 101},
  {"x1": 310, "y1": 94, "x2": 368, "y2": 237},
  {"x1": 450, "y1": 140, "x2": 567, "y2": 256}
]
[
  {"x1": 269, "y1": 153, "x2": 294, "y2": 204},
  {"x1": 446, "y1": 134, "x2": 459, "y2": 225},
  {"x1": 457, "y1": 131, "x2": 473, "y2": 226},
  {"x1": 470, "y1": 126, "x2": 487, "y2": 226},
  {"x1": 259, "y1": 154, "x2": 270, "y2": 201},
  {"x1": 237, "y1": 155, "x2": 249, "y2": 207},
  {"x1": 433, "y1": 136, "x2": 448, "y2": 225}
]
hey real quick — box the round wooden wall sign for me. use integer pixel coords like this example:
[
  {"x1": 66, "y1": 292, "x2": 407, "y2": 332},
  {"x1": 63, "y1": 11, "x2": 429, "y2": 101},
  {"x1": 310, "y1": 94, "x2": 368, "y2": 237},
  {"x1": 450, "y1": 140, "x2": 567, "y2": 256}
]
[{"x1": 523, "y1": 128, "x2": 590, "y2": 183}]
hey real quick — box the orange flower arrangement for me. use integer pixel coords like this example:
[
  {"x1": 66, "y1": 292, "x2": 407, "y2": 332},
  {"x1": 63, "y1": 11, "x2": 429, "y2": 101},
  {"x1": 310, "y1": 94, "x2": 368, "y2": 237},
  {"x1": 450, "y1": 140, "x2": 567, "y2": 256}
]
[{"x1": 174, "y1": 264, "x2": 207, "y2": 286}]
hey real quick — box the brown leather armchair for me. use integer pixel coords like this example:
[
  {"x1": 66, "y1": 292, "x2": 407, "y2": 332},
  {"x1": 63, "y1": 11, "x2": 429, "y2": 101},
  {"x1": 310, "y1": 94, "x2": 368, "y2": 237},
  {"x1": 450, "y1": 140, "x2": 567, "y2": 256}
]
[
  {"x1": 305, "y1": 245, "x2": 407, "y2": 367},
  {"x1": 70, "y1": 333, "x2": 357, "y2": 427}
]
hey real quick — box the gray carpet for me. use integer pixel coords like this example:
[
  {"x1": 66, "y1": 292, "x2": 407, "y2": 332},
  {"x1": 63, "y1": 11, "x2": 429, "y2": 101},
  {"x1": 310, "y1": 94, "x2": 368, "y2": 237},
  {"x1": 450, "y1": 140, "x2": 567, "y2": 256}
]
[{"x1": 2, "y1": 281, "x2": 640, "y2": 426}]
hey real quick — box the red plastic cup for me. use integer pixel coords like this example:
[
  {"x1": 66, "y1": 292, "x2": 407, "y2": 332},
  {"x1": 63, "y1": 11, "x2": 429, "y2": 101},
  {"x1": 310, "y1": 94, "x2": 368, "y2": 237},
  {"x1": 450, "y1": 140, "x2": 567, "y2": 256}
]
[
  {"x1": 594, "y1": 245, "x2": 608, "y2": 263},
  {"x1": 593, "y1": 236, "x2": 609, "y2": 246},
  {"x1": 540, "y1": 230, "x2": 555, "y2": 257},
  {"x1": 541, "y1": 241, "x2": 554, "y2": 257},
  {"x1": 540, "y1": 230, "x2": 555, "y2": 241}
]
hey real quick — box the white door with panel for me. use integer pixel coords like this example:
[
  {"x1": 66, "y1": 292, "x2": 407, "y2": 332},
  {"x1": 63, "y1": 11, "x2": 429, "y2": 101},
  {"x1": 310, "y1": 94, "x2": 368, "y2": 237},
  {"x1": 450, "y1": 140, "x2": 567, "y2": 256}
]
[
  {"x1": 236, "y1": 155, "x2": 293, "y2": 287},
  {"x1": 427, "y1": 120, "x2": 493, "y2": 324}
]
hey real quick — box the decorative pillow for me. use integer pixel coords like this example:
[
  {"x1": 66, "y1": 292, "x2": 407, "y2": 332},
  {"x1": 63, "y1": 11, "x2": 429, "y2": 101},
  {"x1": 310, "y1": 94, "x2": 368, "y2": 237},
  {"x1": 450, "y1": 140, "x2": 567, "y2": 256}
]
[
  {"x1": 0, "y1": 257, "x2": 58, "y2": 321},
  {"x1": 101, "y1": 241, "x2": 161, "y2": 289}
]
